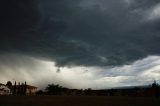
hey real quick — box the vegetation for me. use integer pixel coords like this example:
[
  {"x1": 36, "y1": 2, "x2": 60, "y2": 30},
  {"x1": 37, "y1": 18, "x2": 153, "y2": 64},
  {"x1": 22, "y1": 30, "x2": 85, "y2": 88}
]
[
  {"x1": 1, "y1": 81, "x2": 160, "y2": 106},
  {"x1": 1, "y1": 80, "x2": 160, "y2": 97}
]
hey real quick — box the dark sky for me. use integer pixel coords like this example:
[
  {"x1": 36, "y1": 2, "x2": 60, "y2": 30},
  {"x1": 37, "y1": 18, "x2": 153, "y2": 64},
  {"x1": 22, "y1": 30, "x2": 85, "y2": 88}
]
[
  {"x1": 0, "y1": 0, "x2": 160, "y2": 88},
  {"x1": 1, "y1": 0, "x2": 160, "y2": 67}
]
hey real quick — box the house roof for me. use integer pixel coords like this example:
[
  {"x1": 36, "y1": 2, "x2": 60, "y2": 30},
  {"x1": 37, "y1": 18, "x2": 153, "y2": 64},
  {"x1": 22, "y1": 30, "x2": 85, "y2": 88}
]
[
  {"x1": 0, "y1": 83, "x2": 6, "y2": 88},
  {"x1": 26, "y1": 85, "x2": 38, "y2": 89},
  {"x1": 0, "y1": 85, "x2": 10, "y2": 91},
  {"x1": 13, "y1": 85, "x2": 38, "y2": 89},
  {"x1": 0, "y1": 83, "x2": 5, "y2": 86}
]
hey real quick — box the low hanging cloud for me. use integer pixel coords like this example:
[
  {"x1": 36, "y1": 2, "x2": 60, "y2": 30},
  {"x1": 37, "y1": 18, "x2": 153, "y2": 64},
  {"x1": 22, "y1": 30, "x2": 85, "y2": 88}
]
[
  {"x1": 1, "y1": 0, "x2": 160, "y2": 89},
  {"x1": 1, "y1": 0, "x2": 160, "y2": 67},
  {"x1": 0, "y1": 53, "x2": 160, "y2": 89}
]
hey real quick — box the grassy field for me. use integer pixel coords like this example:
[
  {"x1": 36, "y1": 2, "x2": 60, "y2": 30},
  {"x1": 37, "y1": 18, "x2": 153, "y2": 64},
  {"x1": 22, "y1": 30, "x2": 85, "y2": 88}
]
[{"x1": 0, "y1": 96, "x2": 160, "y2": 106}]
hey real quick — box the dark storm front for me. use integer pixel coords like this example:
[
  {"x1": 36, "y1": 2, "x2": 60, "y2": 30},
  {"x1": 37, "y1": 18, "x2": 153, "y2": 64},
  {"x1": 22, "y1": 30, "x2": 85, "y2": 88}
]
[
  {"x1": 1, "y1": 0, "x2": 160, "y2": 67},
  {"x1": 1, "y1": 2, "x2": 160, "y2": 106}
]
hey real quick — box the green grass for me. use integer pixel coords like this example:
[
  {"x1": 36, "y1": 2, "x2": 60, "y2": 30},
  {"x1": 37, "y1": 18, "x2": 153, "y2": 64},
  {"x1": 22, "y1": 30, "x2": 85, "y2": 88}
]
[{"x1": 0, "y1": 96, "x2": 160, "y2": 106}]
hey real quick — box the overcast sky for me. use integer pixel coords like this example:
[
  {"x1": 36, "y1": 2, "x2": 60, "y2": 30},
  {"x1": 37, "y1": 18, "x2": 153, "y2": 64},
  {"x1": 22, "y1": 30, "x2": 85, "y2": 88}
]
[{"x1": 0, "y1": 0, "x2": 160, "y2": 89}]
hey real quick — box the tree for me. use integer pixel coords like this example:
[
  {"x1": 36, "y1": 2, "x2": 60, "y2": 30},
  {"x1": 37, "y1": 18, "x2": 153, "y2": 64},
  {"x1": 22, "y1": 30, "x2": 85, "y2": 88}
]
[
  {"x1": 36, "y1": 90, "x2": 44, "y2": 95},
  {"x1": 24, "y1": 81, "x2": 27, "y2": 95},
  {"x1": 152, "y1": 80, "x2": 159, "y2": 98},
  {"x1": 6, "y1": 81, "x2": 12, "y2": 88},
  {"x1": 13, "y1": 81, "x2": 17, "y2": 95},
  {"x1": 45, "y1": 84, "x2": 66, "y2": 95},
  {"x1": 84, "y1": 88, "x2": 92, "y2": 95}
]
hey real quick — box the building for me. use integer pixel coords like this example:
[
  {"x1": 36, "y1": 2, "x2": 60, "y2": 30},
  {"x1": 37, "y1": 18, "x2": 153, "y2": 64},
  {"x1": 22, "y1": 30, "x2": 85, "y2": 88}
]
[
  {"x1": 0, "y1": 83, "x2": 11, "y2": 95},
  {"x1": 26, "y1": 85, "x2": 38, "y2": 95},
  {"x1": 12, "y1": 81, "x2": 38, "y2": 95}
]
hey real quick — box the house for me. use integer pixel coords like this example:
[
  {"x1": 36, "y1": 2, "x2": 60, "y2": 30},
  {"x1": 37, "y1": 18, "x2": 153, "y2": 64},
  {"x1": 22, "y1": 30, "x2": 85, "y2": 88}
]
[
  {"x1": 0, "y1": 83, "x2": 11, "y2": 95},
  {"x1": 12, "y1": 81, "x2": 38, "y2": 95},
  {"x1": 26, "y1": 85, "x2": 38, "y2": 95}
]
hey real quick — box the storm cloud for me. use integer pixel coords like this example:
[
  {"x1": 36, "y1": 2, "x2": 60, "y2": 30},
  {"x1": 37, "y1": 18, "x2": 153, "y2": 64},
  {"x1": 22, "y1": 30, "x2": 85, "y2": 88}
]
[
  {"x1": 0, "y1": 53, "x2": 160, "y2": 89},
  {"x1": 1, "y1": 0, "x2": 160, "y2": 67}
]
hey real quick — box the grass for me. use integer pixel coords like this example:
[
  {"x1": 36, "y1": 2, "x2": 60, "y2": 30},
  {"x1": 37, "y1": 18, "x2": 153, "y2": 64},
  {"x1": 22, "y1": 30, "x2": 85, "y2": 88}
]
[{"x1": 0, "y1": 96, "x2": 160, "y2": 106}]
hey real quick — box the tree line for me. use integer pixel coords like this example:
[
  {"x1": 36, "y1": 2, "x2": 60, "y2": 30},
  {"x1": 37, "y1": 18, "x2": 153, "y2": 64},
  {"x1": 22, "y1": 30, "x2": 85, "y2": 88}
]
[{"x1": 37, "y1": 81, "x2": 160, "y2": 97}]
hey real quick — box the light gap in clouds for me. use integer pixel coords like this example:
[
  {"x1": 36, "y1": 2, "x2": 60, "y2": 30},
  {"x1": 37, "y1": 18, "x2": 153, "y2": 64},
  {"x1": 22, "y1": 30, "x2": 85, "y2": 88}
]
[
  {"x1": 0, "y1": 54, "x2": 160, "y2": 89},
  {"x1": 147, "y1": 3, "x2": 160, "y2": 21}
]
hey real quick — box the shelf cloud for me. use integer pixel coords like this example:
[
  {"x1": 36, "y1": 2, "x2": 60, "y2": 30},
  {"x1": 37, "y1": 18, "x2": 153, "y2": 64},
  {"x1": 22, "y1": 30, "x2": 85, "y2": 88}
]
[
  {"x1": 0, "y1": 54, "x2": 160, "y2": 89},
  {"x1": 1, "y1": 0, "x2": 160, "y2": 67},
  {"x1": 0, "y1": 0, "x2": 160, "y2": 88}
]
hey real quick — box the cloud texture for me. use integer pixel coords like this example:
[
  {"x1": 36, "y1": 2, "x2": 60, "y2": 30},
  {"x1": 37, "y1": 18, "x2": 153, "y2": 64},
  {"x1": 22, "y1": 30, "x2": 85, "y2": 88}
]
[
  {"x1": 0, "y1": 0, "x2": 160, "y2": 67},
  {"x1": 0, "y1": 54, "x2": 160, "y2": 89},
  {"x1": 1, "y1": 0, "x2": 160, "y2": 88}
]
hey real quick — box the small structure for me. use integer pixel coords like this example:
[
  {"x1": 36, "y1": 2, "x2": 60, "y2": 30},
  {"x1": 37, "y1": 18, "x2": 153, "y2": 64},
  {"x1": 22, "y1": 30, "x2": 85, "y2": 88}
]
[
  {"x1": 12, "y1": 81, "x2": 38, "y2": 95},
  {"x1": 26, "y1": 85, "x2": 38, "y2": 95},
  {"x1": 0, "y1": 83, "x2": 11, "y2": 95}
]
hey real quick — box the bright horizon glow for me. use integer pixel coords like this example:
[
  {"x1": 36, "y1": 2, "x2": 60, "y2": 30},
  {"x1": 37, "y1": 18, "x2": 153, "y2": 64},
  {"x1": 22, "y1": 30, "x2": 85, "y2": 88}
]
[{"x1": 0, "y1": 54, "x2": 160, "y2": 89}]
